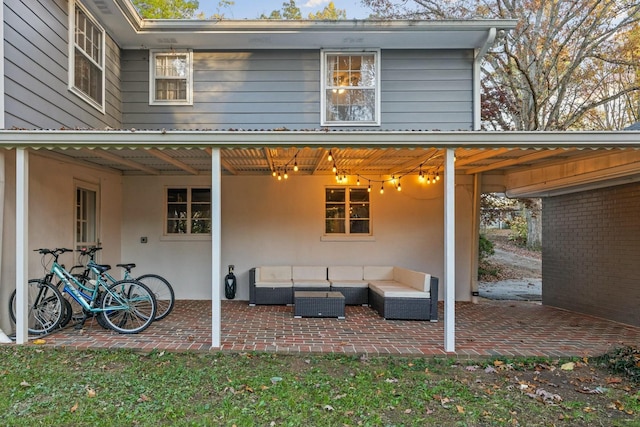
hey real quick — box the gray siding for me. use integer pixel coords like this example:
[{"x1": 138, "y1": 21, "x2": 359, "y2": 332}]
[
  {"x1": 3, "y1": 0, "x2": 122, "y2": 129},
  {"x1": 122, "y1": 49, "x2": 473, "y2": 131},
  {"x1": 542, "y1": 183, "x2": 640, "y2": 326}
]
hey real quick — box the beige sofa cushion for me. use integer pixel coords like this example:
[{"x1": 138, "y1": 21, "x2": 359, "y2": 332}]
[
  {"x1": 292, "y1": 266, "x2": 329, "y2": 287},
  {"x1": 364, "y1": 266, "x2": 394, "y2": 281},
  {"x1": 393, "y1": 267, "x2": 431, "y2": 292},
  {"x1": 369, "y1": 281, "x2": 430, "y2": 299},
  {"x1": 254, "y1": 266, "x2": 292, "y2": 287},
  {"x1": 328, "y1": 266, "x2": 364, "y2": 281}
]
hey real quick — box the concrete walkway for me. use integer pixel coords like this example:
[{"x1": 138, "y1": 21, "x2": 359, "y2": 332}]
[{"x1": 11, "y1": 300, "x2": 638, "y2": 358}]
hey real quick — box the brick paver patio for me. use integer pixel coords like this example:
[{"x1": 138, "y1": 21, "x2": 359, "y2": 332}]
[{"x1": 16, "y1": 300, "x2": 640, "y2": 358}]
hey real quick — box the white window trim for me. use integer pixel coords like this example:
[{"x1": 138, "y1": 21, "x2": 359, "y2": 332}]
[
  {"x1": 323, "y1": 185, "x2": 373, "y2": 238},
  {"x1": 149, "y1": 49, "x2": 194, "y2": 106},
  {"x1": 320, "y1": 49, "x2": 381, "y2": 127},
  {"x1": 68, "y1": 1, "x2": 106, "y2": 114},
  {"x1": 164, "y1": 186, "x2": 211, "y2": 237}
]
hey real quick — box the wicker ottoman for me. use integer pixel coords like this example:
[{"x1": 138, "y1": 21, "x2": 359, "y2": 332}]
[{"x1": 294, "y1": 291, "x2": 345, "y2": 319}]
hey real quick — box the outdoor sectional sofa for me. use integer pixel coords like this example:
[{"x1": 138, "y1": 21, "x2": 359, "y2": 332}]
[{"x1": 249, "y1": 265, "x2": 438, "y2": 321}]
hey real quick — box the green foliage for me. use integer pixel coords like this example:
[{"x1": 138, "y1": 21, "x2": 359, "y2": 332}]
[
  {"x1": 507, "y1": 216, "x2": 528, "y2": 247},
  {"x1": 308, "y1": 2, "x2": 347, "y2": 19},
  {"x1": 596, "y1": 346, "x2": 640, "y2": 383},
  {"x1": 1, "y1": 347, "x2": 637, "y2": 426},
  {"x1": 478, "y1": 233, "x2": 495, "y2": 260},
  {"x1": 132, "y1": 0, "x2": 199, "y2": 19}
]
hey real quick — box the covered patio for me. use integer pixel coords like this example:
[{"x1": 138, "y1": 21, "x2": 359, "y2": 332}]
[{"x1": 36, "y1": 299, "x2": 640, "y2": 358}]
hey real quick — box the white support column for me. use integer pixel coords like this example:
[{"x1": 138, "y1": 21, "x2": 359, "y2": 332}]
[
  {"x1": 15, "y1": 148, "x2": 29, "y2": 344},
  {"x1": 211, "y1": 148, "x2": 222, "y2": 348},
  {"x1": 470, "y1": 173, "x2": 482, "y2": 304},
  {"x1": 444, "y1": 148, "x2": 456, "y2": 352},
  {"x1": 0, "y1": 152, "x2": 9, "y2": 344}
]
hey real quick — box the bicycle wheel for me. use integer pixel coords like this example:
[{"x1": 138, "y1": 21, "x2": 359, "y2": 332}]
[
  {"x1": 98, "y1": 280, "x2": 156, "y2": 334},
  {"x1": 8, "y1": 280, "x2": 64, "y2": 335},
  {"x1": 136, "y1": 274, "x2": 175, "y2": 320}
]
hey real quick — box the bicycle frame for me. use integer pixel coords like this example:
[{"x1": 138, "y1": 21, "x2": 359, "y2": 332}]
[{"x1": 51, "y1": 261, "x2": 129, "y2": 314}]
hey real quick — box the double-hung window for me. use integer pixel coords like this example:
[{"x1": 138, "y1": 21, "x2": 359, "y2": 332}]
[
  {"x1": 321, "y1": 50, "x2": 380, "y2": 126},
  {"x1": 150, "y1": 50, "x2": 193, "y2": 105},
  {"x1": 166, "y1": 187, "x2": 211, "y2": 235},
  {"x1": 325, "y1": 187, "x2": 371, "y2": 235},
  {"x1": 69, "y1": 1, "x2": 105, "y2": 112}
]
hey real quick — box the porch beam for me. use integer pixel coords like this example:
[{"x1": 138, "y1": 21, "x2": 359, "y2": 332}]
[
  {"x1": 444, "y1": 148, "x2": 456, "y2": 353},
  {"x1": 90, "y1": 149, "x2": 160, "y2": 175},
  {"x1": 310, "y1": 147, "x2": 330, "y2": 175},
  {"x1": 147, "y1": 149, "x2": 199, "y2": 175},
  {"x1": 15, "y1": 148, "x2": 29, "y2": 344},
  {"x1": 506, "y1": 148, "x2": 626, "y2": 174},
  {"x1": 454, "y1": 147, "x2": 511, "y2": 167},
  {"x1": 211, "y1": 148, "x2": 222, "y2": 349},
  {"x1": 208, "y1": 148, "x2": 238, "y2": 175},
  {"x1": 389, "y1": 148, "x2": 440, "y2": 175},
  {"x1": 465, "y1": 148, "x2": 575, "y2": 175}
]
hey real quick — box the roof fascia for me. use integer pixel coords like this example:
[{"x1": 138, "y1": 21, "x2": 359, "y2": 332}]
[{"x1": 1, "y1": 130, "x2": 639, "y2": 149}]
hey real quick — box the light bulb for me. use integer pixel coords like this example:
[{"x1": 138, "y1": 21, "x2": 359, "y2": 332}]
[
  {"x1": 327, "y1": 151, "x2": 333, "y2": 162},
  {"x1": 332, "y1": 165, "x2": 337, "y2": 173},
  {"x1": 436, "y1": 172, "x2": 440, "y2": 181},
  {"x1": 397, "y1": 182, "x2": 402, "y2": 191},
  {"x1": 367, "y1": 184, "x2": 371, "y2": 192},
  {"x1": 272, "y1": 171, "x2": 276, "y2": 177},
  {"x1": 380, "y1": 184, "x2": 384, "y2": 194},
  {"x1": 293, "y1": 162, "x2": 298, "y2": 172},
  {"x1": 356, "y1": 178, "x2": 361, "y2": 186}
]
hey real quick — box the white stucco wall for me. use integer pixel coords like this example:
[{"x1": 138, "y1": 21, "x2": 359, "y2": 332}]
[
  {"x1": 0, "y1": 152, "x2": 123, "y2": 332},
  {"x1": 122, "y1": 172, "x2": 475, "y2": 302}
]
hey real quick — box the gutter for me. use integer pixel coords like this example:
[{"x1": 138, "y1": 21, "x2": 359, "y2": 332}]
[{"x1": 473, "y1": 27, "x2": 497, "y2": 130}]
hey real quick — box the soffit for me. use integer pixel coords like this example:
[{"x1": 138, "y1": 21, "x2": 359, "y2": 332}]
[{"x1": 84, "y1": 1, "x2": 517, "y2": 50}]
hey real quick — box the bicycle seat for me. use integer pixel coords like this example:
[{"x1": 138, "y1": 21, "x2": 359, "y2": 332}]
[
  {"x1": 88, "y1": 261, "x2": 111, "y2": 273},
  {"x1": 116, "y1": 263, "x2": 136, "y2": 270}
]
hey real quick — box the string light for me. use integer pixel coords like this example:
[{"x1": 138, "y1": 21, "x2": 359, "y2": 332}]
[
  {"x1": 380, "y1": 183, "x2": 384, "y2": 194},
  {"x1": 397, "y1": 180, "x2": 402, "y2": 191},
  {"x1": 327, "y1": 150, "x2": 333, "y2": 162},
  {"x1": 293, "y1": 159, "x2": 298, "y2": 172}
]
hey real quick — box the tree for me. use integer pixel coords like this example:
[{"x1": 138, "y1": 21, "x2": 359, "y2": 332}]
[
  {"x1": 260, "y1": 0, "x2": 347, "y2": 20},
  {"x1": 132, "y1": 0, "x2": 199, "y2": 19},
  {"x1": 308, "y1": 2, "x2": 347, "y2": 20},
  {"x1": 362, "y1": 0, "x2": 640, "y2": 131}
]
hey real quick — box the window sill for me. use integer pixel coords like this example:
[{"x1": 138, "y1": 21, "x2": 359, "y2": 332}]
[
  {"x1": 321, "y1": 235, "x2": 375, "y2": 242},
  {"x1": 160, "y1": 234, "x2": 212, "y2": 242}
]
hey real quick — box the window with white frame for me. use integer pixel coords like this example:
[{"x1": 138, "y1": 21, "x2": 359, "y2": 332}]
[
  {"x1": 166, "y1": 187, "x2": 211, "y2": 235},
  {"x1": 322, "y1": 50, "x2": 380, "y2": 126},
  {"x1": 325, "y1": 187, "x2": 371, "y2": 235},
  {"x1": 150, "y1": 50, "x2": 193, "y2": 105},
  {"x1": 69, "y1": 1, "x2": 105, "y2": 112}
]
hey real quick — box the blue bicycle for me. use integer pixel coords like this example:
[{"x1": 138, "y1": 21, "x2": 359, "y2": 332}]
[{"x1": 9, "y1": 248, "x2": 157, "y2": 334}]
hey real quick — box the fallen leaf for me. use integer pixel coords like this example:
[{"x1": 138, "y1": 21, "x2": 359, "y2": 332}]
[
  {"x1": 465, "y1": 365, "x2": 479, "y2": 372},
  {"x1": 70, "y1": 402, "x2": 78, "y2": 413},
  {"x1": 86, "y1": 387, "x2": 96, "y2": 398},
  {"x1": 20, "y1": 380, "x2": 30, "y2": 387},
  {"x1": 323, "y1": 405, "x2": 334, "y2": 411},
  {"x1": 404, "y1": 409, "x2": 412, "y2": 414},
  {"x1": 583, "y1": 406, "x2": 596, "y2": 413},
  {"x1": 484, "y1": 366, "x2": 497, "y2": 374},
  {"x1": 560, "y1": 362, "x2": 575, "y2": 371},
  {"x1": 32, "y1": 339, "x2": 46, "y2": 345},
  {"x1": 606, "y1": 377, "x2": 623, "y2": 384},
  {"x1": 493, "y1": 360, "x2": 505, "y2": 367},
  {"x1": 456, "y1": 405, "x2": 465, "y2": 414},
  {"x1": 137, "y1": 394, "x2": 151, "y2": 403}
]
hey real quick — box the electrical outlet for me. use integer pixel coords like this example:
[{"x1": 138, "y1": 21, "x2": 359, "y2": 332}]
[{"x1": 140, "y1": 236, "x2": 148, "y2": 244}]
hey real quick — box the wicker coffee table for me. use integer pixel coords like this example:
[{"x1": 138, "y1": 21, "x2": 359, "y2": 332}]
[{"x1": 294, "y1": 291, "x2": 345, "y2": 319}]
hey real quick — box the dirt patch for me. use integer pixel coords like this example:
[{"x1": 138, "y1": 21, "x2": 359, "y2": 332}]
[{"x1": 479, "y1": 229, "x2": 542, "y2": 300}]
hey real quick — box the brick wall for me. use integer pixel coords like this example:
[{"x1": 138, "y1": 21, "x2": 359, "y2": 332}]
[{"x1": 542, "y1": 182, "x2": 640, "y2": 326}]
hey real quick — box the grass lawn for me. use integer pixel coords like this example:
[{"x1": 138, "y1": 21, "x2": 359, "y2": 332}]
[{"x1": 0, "y1": 346, "x2": 638, "y2": 426}]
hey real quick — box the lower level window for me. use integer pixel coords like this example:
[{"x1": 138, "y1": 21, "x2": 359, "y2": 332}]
[
  {"x1": 325, "y1": 187, "x2": 370, "y2": 235},
  {"x1": 166, "y1": 187, "x2": 211, "y2": 235}
]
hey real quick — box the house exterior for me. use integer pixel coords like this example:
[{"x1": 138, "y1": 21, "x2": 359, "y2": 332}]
[{"x1": 1, "y1": 0, "x2": 639, "y2": 351}]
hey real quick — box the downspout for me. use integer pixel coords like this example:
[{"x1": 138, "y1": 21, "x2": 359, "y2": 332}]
[
  {"x1": 467, "y1": 28, "x2": 496, "y2": 305},
  {"x1": 0, "y1": 0, "x2": 11, "y2": 344}
]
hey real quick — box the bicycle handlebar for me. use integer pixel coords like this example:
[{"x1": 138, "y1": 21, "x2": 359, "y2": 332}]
[
  {"x1": 79, "y1": 246, "x2": 102, "y2": 256},
  {"x1": 35, "y1": 248, "x2": 73, "y2": 255}
]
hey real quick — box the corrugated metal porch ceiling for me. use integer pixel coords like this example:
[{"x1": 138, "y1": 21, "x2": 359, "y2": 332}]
[{"x1": 40, "y1": 145, "x2": 624, "y2": 178}]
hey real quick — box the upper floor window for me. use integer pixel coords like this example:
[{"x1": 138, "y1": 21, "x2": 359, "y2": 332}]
[
  {"x1": 69, "y1": 2, "x2": 105, "y2": 112},
  {"x1": 325, "y1": 187, "x2": 371, "y2": 235},
  {"x1": 321, "y1": 50, "x2": 380, "y2": 126},
  {"x1": 166, "y1": 187, "x2": 211, "y2": 235},
  {"x1": 150, "y1": 50, "x2": 193, "y2": 105}
]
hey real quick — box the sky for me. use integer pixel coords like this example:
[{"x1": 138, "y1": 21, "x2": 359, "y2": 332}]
[{"x1": 197, "y1": 0, "x2": 372, "y2": 19}]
